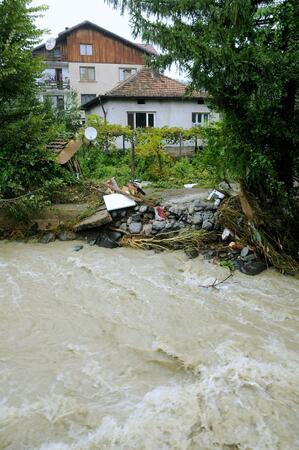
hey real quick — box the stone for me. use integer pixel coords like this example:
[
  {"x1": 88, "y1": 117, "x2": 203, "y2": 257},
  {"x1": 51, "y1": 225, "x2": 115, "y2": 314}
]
[
  {"x1": 240, "y1": 246, "x2": 249, "y2": 257},
  {"x1": 97, "y1": 233, "x2": 119, "y2": 249},
  {"x1": 73, "y1": 209, "x2": 112, "y2": 232},
  {"x1": 129, "y1": 222, "x2": 142, "y2": 234},
  {"x1": 193, "y1": 213, "x2": 203, "y2": 225},
  {"x1": 134, "y1": 205, "x2": 140, "y2": 211},
  {"x1": 28, "y1": 222, "x2": 39, "y2": 236},
  {"x1": 73, "y1": 245, "x2": 83, "y2": 252},
  {"x1": 188, "y1": 205, "x2": 195, "y2": 215},
  {"x1": 239, "y1": 260, "x2": 267, "y2": 276},
  {"x1": 152, "y1": 220, "x2": 166, "y2": 231},
  {"x1": 58, "y1": 230, "x2": 77, "y2": 241},
  {"x1": 202, "y1": 220, "x2": 214, "y2": 231},
  {"x1": 139, "y1": 205, "x2": 148, "y2": 214},
  {"x1": 108, "y1": 231, "x2": 122, "y2": 241},
  {"x1": 143, "y1": 224, "x2": 153, "y2": 236},
  {"x1": 218, "y1": 181, "x2": 231, "y2": 191},
  {"x1": 127, "y1": 216, "x2": 133, "y2": 225},
  {"x1": 131, "y1": 213, "x2": 142, "y2": 222},
  {"x1": 39, "y1": 232, "x2": 56, "y2": 244},
  {"x1": 203, "y1": 250, "x2": 217, "y2": 260},
  {"x1": 185, "y1": 248, "x2": 199, "y2": 259},
  {"x1": 203, "y1": 211, "x2": 214, "y2": 222},
  {"x1": 119, "y1": 223, "x2": 127, "y2": 232}
]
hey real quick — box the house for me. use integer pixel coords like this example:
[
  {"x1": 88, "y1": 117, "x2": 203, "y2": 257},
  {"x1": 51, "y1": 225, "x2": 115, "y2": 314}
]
[
  {"x1": 82, "y1": 68, "x2": 219, "y2": 133},
  {"x1": 33, "y1": 21, "x2": 157, "y2": 109}
]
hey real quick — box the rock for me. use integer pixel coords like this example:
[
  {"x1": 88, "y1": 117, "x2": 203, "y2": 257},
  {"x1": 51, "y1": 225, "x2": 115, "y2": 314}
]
[
  {"x1": 131, "y1": 213, "x2": 142, "y2": 222},
  {"x1": 188, "y1": 205, "x2": 195, "y2": 215},
  {"x1": 203, "y1": 250, "x2": 217, "y2": 260},
  {"x1": 203, "y1": 211, "x2": 214, "y2": 222},
  {"x1": 153, "y1": 220, "x2": 166, "y2": 231},
  {"x1": 114, "y1": 220, "x2": 121, "y2": 228},
  {"x1": 129, "y1": 222, "x2": 142, "y2": 234},
  {"x1": 127, "y1": 216, "x2": 133, "y2": 225},
  {"x1": 222, "y1": 228, "x2": 232, "y2": 241},
  {"x1": 240, "y1": 246, "x2": 249, "y2": 257},
  {"x1": 134, "y1": 205, "x2": 140, "y2": 211},
  {"x1": 97, "y1": 233, "x2": 119, "y2": 249},
  {"x1": 185, "y1": 248, "x2": 199, "y2": 259},
  {"x1": 58, "y1": 230, "x2": 77, "y2": 241},
  {"x1": 39, "y1": 232, "x2": 56, "y2": 244},
  {"x1": 239, "y1": 260, "x2": 267, "y2": 276},
  {"x1": 119, "y1": 223, "x2": 127, "y2": 232},
  {"x1": 73, "y1": 209, "x2": 112, "y2": 232},
  {"x1": 202, "y1": 220, "x2": 213, "y2": 231},
  {"x1": 139, "y1": 205, "x2": 148, "y2": 214},
  {"x1": 73, "y1": 245, "x2": 83, "y2": 252},
  {"x1": 108, "y1": 231, "x2": 122, "y2": 241},
  {"x1": 242, "y1": 253, "x2": 258, "y2": 263},
  {"x1": 193, "y1": 213, "x2": 203, "y2": 225},
  {"x1": 218, "y1": 181, "x2": 231, "y2": 191},
  {"x1": 28, "y1": 222, "x2": 39, "y2": 236},
  {"x1": 143, "y1": 224, "x2": 153, "y2": 236},
  {"x1": 111, "y1": 211, "x2": 118, "y2": 219},
  {"x1": 89, "y1": 239, "x2": 97, "y2": 246}
]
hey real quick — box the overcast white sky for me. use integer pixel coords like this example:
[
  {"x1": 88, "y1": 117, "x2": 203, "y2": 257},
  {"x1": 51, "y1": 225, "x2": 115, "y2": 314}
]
[{"x1": 30, "y1": 0, "x2": 184, "y2": 79}]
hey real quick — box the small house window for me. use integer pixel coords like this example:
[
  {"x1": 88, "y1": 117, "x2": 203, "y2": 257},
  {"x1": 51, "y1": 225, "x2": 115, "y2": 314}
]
[
  {"x1": 137, "y1": 99, "x2": 146, "y2": 104},
  {"x1": 81, "y1": 94, "x2": 96, "y2": 105},
  {"x1": 47, "y1": 47, "x2": 61, "y2": 59},
  {"x1": 80, "y1": 66, "x2": 95, "y2": 81},
  {"x1": 127, "y1": 112, "x2": 155, "y2": 129},
  {"x1": 192, "y1": 112, "x2": 210, "y2": 125},
  {"x1": 80, "y1": 44, "x2": 93, "y2": 56},
  {"x1": 119, "y1": 68, "x2": 137, "y2": 81}
]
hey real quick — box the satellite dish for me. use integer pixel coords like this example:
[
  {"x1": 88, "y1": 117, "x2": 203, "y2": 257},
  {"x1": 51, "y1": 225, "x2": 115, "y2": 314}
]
[
  {"x1": 45, "y1": 37, "x2": 56, "y2": 51},
  {"x1": 84, "y1": 127, "x2": 97, "y2": 141}
]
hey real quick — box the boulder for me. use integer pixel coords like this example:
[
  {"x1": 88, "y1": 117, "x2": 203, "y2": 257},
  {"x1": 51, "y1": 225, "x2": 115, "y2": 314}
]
[
  {"x1": 239, "y1": 260, "x2": 267, "y2": 276},
  {"x1": 73, "y1": 208, "x2": 112, "y2": 232},
  {"x1": 97, "y1": 233, "x2": 119, "y2": 249}
]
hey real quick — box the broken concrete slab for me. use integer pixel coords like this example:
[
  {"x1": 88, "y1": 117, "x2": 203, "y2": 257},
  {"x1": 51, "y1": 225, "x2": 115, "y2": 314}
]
[{"x1": 73, "y1": 208, "x2": 112, "y2": 232}]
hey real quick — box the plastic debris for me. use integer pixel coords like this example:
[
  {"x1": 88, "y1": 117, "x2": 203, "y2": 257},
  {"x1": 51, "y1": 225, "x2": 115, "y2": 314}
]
[
  {"x1": 222, "y1": 228, "x2": 232, "y2": 241},
  {"x1": 104, "y1": 193, "x2": 136, "y2": 211},
  {"x1": 154, "y1": 206, "x2": 167, "y2": 221},
  {"x1": 184, "y1": 183, "x2": 198, "y2": 189}
]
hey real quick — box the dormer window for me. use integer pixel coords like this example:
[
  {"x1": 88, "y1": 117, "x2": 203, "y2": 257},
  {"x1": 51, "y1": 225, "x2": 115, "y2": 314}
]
[
  {"x1": 80, "y1": 44, "x2": 93, "y2": 56},
  {"x1": 119, "y1": 68, "x2": 137, "y2": 81}
]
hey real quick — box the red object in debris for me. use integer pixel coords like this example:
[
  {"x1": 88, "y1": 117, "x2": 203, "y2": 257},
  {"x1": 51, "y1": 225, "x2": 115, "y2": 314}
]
[{"x1": 154, "y1": 206, "x2": 167, "y2": 220}]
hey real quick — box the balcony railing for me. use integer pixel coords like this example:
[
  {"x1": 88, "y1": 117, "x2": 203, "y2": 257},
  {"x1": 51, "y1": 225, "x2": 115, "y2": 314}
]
[
  {"x1": 44, "y1": 54, "x2": 68, "y2": 62},
  {"x1": 38, "y1": 79, "x2": 70, "y2": 90}
]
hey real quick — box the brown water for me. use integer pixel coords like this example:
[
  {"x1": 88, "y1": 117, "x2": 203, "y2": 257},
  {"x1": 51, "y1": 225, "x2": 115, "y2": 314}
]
[{"x1": 0, "y1": 241, "x2": 298, "y2": 450}]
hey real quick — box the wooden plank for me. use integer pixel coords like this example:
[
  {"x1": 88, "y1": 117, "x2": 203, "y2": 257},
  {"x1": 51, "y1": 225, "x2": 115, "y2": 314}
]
[{"x1": 56, "y1": 140, "x2": 82, "y2": 165}]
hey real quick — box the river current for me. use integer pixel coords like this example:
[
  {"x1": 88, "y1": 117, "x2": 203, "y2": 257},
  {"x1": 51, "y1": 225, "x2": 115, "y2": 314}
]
[{"x1": 0, "y1": 241, "x2": 298, "y2": 449}]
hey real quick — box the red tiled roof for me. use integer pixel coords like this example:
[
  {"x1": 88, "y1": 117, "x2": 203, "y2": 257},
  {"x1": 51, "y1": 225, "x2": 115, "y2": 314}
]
[{"x1": 103, "y1": 68, "x2": 207, "y2": 99}]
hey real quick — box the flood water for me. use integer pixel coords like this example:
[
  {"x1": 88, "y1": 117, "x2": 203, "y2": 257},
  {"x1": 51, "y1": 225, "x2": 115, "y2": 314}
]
[{"x1": 0, "y1": 241, "x2": 298, "y2": 450}]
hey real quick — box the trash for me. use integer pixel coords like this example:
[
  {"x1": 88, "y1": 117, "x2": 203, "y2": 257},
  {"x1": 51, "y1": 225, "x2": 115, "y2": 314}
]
[
  {"x1": 207, "y1": 189, "x2": 225, "y2": 201},
  {"x1": 222, "y1": 228, "x2": 232, "y2": 241},
  {"x1": 184, "y1": 183, "x2": 198, "y2": 189},
  {"x1": 241, "y1": 246, "x2": 249, "y2": 257},
  {"x1": 154, "y1": 206, "x2": 167, "y2": 221},
  {"x1": 228, "y1": 241, "x2": 243, "y2": 250},
  {"x1": 127, "y1": 181, "x2": 146, "y2": 196},
  {"x1": 104, "y1": 193, "x2": 136, "y2": 212}
]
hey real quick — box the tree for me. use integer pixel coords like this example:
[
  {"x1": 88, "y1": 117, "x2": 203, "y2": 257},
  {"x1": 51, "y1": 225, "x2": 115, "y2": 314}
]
[
  {"x1": 0, "y1": 0, "x2": 61, "y2": 198},
  {"x1": 106, "y1": 0, "x2": 299, "y2": 199}
]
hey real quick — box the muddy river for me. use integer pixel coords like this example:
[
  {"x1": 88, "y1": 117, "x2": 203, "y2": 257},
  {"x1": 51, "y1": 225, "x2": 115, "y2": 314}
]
[{"x1": 0, "y1": 241, "x2": 298, "y2": 449}]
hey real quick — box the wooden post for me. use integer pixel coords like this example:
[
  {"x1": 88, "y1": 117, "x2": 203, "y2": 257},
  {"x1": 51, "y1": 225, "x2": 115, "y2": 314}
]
[
  {"x1": 179, "y1": 134, "x2": 182, "y2": 158},
  {"x1": 122, "y1": 135, "x2": 125, "y2": 153},
  {"x1": 130, "y1": 133, "x2": 136, "y2": 180}
]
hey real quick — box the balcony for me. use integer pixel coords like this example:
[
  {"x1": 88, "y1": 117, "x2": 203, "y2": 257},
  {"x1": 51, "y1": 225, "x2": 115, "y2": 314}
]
[{"x1": 38, "y1": 78, "x2": 70, "y2": 90}]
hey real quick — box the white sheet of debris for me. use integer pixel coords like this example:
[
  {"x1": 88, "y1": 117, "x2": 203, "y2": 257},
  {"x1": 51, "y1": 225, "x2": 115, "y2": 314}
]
[{"x1": 104, "y1": 193, "x2": 136, "y2": 211}]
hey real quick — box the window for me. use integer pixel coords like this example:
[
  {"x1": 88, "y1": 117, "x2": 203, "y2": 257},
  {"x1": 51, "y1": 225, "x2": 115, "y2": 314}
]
[
  {"x1": 80, "y1": 44, "x2": 93, "y2": 56},
  {"x1": 137, "y1": 99, "x2": 146, "y2": 104},
  {"x1": 127, "y1": 112, "x2": 155, "y2": 129},
  {"x1": 81, "y1": 94, "x2": 96, "y2": 105},
  {"x1": 80, "y1": 66, "x2": 95, "y2": 81},
  {"x1": 48, "y1": 95, "x2": 64, "y2": 110},
  {"x1": 192, "y1": 112, "x2": 210, "y2": 125},
  {"x1": 47, "y1": 47, "x2": 61, "y2": 59},
  {"x1": 119, "y1": 68, "x2": 137, "y2": 81}
]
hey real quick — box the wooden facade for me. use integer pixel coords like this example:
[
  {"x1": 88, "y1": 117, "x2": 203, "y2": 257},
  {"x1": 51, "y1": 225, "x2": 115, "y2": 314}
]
[{"x1": 34, "y1": 25, "x2": 148, "y2": 65}]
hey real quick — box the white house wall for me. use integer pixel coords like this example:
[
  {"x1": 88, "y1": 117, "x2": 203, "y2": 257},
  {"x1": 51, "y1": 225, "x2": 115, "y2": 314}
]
[
  {"x1": 86, "y1": 98, "x2": 219, "y2": 148},
  {"x1": 68, "y1": 63, "x2": 143, "y2": 97}
]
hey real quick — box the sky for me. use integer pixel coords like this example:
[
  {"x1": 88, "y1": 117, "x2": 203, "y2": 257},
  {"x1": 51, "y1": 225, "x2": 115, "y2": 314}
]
[{"x1": 30, "y1": 0, "x2": 184, "y2": 79}]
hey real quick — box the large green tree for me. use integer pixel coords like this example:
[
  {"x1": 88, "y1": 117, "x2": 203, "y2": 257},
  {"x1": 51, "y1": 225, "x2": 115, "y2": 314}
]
[
  {"x1": 106, "y1": 0, "x2": 299, "y2": 199},
  {"x1": 0, "y1": 0, "x2": 60, "y2": 197}
]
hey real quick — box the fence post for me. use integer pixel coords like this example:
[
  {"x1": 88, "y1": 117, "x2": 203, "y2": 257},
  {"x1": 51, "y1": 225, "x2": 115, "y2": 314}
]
[
  {"x1": 130, "y1": 132, "x2": 136, "y2": 180},
  {"x1": 179, "y1": 133, "x2": 182, "y2": 157}
]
